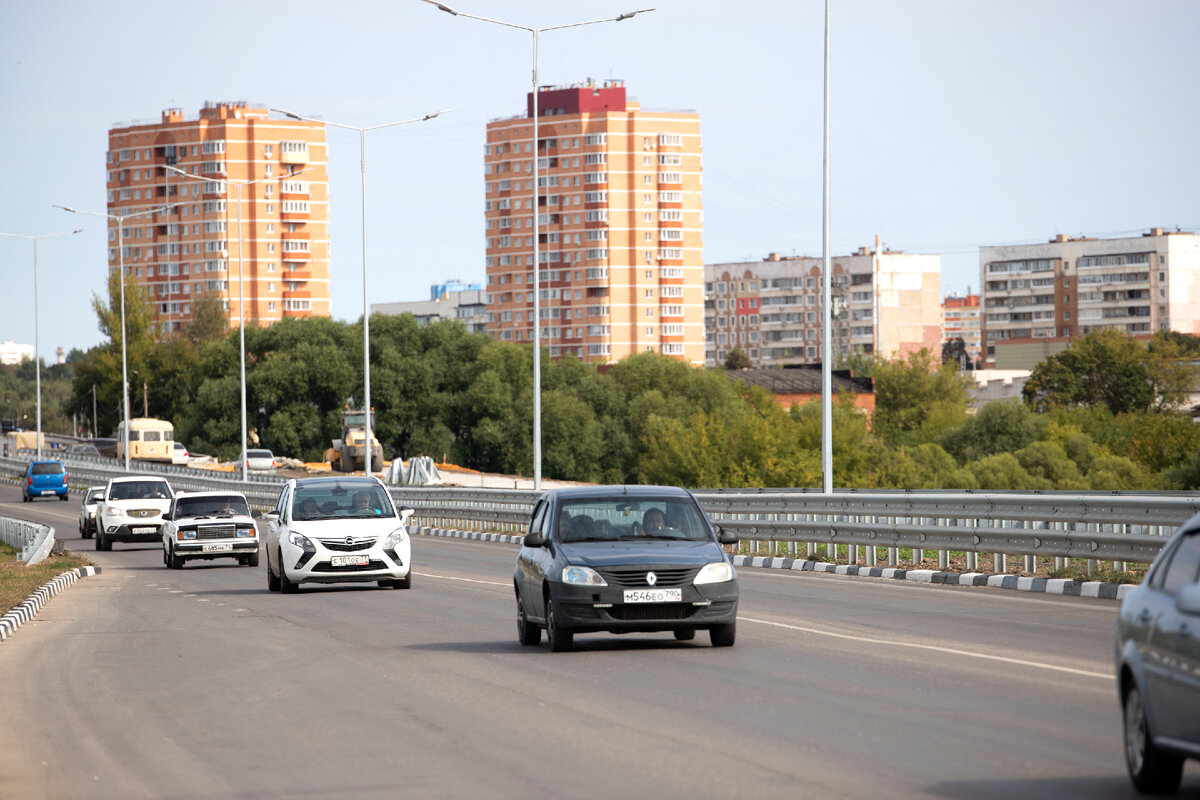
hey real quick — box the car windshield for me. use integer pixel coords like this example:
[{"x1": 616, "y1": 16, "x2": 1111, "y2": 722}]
[
  {"x1": 556, "y1": 496, "x2": 710, "y2": 542},
  {"x1": 292, "y1": 483, "x2": 394, "y2": 521},
  {"x1": 32, "y1": 462, "x2": 64, "y2": 475},
  {"x1": 109, "y1": 481, "x2": 171, "y2": 501},
  {"x1": 175, "y1": 495, "x2": 250, "y2": 519}
]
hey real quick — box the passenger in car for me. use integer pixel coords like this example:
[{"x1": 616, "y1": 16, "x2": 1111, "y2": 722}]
[
  {"x1": 296, "y1": 498, "x2": 320, "y2": 520},
  {"x1": 641, "y1": 507, "x2": 666, "y2": 535}
]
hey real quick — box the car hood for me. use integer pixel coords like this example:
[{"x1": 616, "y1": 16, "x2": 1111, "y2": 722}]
[
  {"x1": 559, "y1": 539, "x2": 726, "y2": 567},
  {"x1": 288, "y1": 517, "x2": 406, "y2": 538}
]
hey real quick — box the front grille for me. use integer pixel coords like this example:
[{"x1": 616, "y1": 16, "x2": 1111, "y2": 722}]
[
  {"x1": 310, "y1": 559, "x2": 387, "y2": 573},
  {"x1": 608, "y1": 604, "x2": 696, "y2": 622},
  {"x1": 197, "y1": 524, "x2": 237, "y2": 540},
  {"x1": 129, "y1": 508, "x2": 161, "y2": 519},
  {"x1": 317, "y1": 537, "x2": 376, "y2": 552},
  {"x1": 597, "y1": 566, "x2": 699, "y2": 587}
]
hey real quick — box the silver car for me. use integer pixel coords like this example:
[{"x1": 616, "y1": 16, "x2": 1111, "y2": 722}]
[
  {"x1": 78, "y1": 485, "x2": 105, "y2": 539},
  {"x1": 244, "y1": 448, "x2": 276, "y2": 475},
  {"x1": 1116, "y1": 510, "x2": 1200, "y2": 794}
]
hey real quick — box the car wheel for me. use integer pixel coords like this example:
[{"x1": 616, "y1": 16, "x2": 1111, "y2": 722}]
[
  {"x1": 22, "y1": 494, "x2": 30, "y2": 503},
  {"x1": 168, "y1": 545, "x2": 184, "y2": 570},
  {"x1": 673, "y1": 629, "x2": 696, "y2": 641},
  {"x1": 266, "y1": 553, "x2": 281, "y2": 592},
  {"x1": 279, "y1": 551, "x2": 299, "y2": 594},
  {"x1": 1123, "y1": 683, "x2": 1184, "y2": 794},
  {"x1": 60, "y1": 494, "x2": 68, "y2": 502},
  {"x1": 709, "y1": 621, "x2": 736, "y2": 648},
  {"x1": 247, "y1": 550, "x2": 260, "y2": 568},
  {"x1": 516, "y1": 589, "x2": 541, "y2": 646},
  {"x1": 545, "y1": 595, "x2": 573, "y2": 652},
  {"x1": 396, "y1": 571, "x2": 412, "y2": 590}
]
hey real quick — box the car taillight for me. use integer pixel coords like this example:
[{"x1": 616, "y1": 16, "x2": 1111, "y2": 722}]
[{"x1": 27, "y1": 476, "x2": 33, "y2": 485}]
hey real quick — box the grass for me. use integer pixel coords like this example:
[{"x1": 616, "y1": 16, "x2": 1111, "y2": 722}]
[{"x1": 0, "y1": 541, "x2": 95, "y2": 615}]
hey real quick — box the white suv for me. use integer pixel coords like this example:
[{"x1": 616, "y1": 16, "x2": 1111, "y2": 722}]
[
  {"x1": 265, "y1": 477, "x2": 414, "y2": 593},
  {"x1": 96, "y1": 476, "x2": 175, "y2": 551},
  {"x1": 162, "y1": 491, "x2": 259, "y2": 569}
]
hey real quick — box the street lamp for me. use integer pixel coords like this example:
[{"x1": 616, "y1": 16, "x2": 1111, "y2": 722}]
[
  {"x1": 270, "y1": 107, "x2": 446, "y2": 476},
  {"x1": 164, "y1": 164, "x2": 309, "y2": 482},
  {"x1": 0, "y1": 227, "x2": 85, "y2": 459},
  {"x1": 423, "y1": 0, "x2": 653, "y2": 489},
  {"x1": 57, "y1": 202, "x2": 184, "y2": 471}
]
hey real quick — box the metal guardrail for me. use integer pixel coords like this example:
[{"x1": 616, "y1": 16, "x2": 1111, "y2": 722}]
[
  {"x1": 4, "y1": 455, "x2": 1198, "y2": 568},
  {"x1": 0, "y1": 517, "x2": 55, "y2": 565}
]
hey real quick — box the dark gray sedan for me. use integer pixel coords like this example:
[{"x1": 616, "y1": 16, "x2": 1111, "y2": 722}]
[
  {"x1": 514, "y1": 486, "x2": 739, "y2": 652},
  {"x1": 1116, "y1": 510, "x2": 1200, "y2": 794}
]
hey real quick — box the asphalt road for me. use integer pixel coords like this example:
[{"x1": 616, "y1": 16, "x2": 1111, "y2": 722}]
[{"x1": 1, "y1": 483, "x2": 1195, "y2": 799}]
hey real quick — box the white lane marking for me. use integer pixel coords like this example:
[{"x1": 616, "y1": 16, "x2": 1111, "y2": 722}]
[
  {"x1": 741, "y1": 616, "x2": 1113, "y2": 680},
  {"x1": 415, "y1": 571, "x2": 507, "y2": 587}
]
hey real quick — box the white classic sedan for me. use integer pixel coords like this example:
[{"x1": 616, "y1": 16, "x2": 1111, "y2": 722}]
[
  {"x1": 264, "y1": 476, "x2": 415, "y2": 593},
  {"x1": 161, "y1": 491, "x2": 259, "y2": 569}
]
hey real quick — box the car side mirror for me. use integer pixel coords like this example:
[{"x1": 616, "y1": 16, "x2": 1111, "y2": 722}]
[
  {"x1": 399, "y1": 506, "x2": 415, "y2": 521},
  {"x1": 524, "y1": 530, "x2": 546, "y2": 548},
  {"x1": 1177, "y1": 583, "x2": 1200, "y2": 616},
  {"x1": 162, "y1": 511, "x2": 172, "y2": 521},
  {"x1": 264, "y1": 512, "x2": 279, "y2": 523},
  {"x1": 717, "y1": 526, "x2": 739, "y2": 546},
  {"x1": 251, "y1": 509, "x2": 263, "y2": 519}
]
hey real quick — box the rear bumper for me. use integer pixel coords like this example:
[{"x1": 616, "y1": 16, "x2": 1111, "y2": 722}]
[{"x1": 26, "y1": 485, "x2": 68, "y2": 499}]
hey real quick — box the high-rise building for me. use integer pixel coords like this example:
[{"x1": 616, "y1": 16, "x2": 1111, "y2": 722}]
[
  {"x1": 483, "y1": 79, "x2": 704, "y2": 364},
  {"x1": 705, "y1": 242, "x2": 942, "y2": 367},
  {"x1": 980, "y1": 228, "x2": 1200, "y2": 368},
  {"x1": 373, "y1": 285, "x2": 488, "y2": 334},
  {"x1": 942, "y1": 293, "x2": 982, "y2": 366},
  {"x1": 106, "y1": 101, "x2": 330, "y2": 334}
]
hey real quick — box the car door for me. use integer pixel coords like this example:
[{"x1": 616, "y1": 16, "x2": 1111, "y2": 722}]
[
  {"x1": 1146, "y1": 529, "x2": 1200, "y2": 742},
  {"x1": 528, "y1": 499, "x2": 560, "y2": 621},
  {"x1": 267, "y1": 485, "x2": 291, "y2": 568},
  {"x1": 517, "y1": 499, "x2": 548, "y2": 619}
]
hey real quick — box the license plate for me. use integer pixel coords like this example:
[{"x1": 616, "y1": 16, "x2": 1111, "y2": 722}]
[
  {"x1": 41, "y1": 490, "x2": 56, "y2": 496},
  {"x1": 132, "y1": 526, "x2": 156, "y2": 534},
  {"x1": 330, "y1": 555, "x2": 370, "y2": 567},
  {"x1": 623, "y1": 588, "x2": 683, "y2": 604},
  {"x1": 202, "y1": 543, "x2": 233, "y2": 553}
]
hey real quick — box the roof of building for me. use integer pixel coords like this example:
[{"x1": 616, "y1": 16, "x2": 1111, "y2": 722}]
[{"x1": 723, "y1": 366, "x2": 873, "y2": 395}]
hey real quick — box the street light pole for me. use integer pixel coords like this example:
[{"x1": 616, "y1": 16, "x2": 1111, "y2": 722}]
[
  {"x1": 57, "y1": 203, "x2": 181, "y2": 470},
  {"x1": 0, "y1": 228, "x2": 85, "y2": 459},
  {"x1": 423, "y1": 0, "x2": 653, "y2": 490},
  {"x1": 271, "y1": 107, "x2": 446, "y2": 476}
]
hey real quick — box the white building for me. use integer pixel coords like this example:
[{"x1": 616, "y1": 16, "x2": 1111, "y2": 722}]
[
  {"x1": 0, "y1": 341, "x2": 34, "y2": 366},
  {"x1": 980, "y1": 228, "x2": 1200, "y2": 369},
  {"x1": 373, "y1": 289, "x2": 488, "y2": 334},
  {"x1": 706, "y1": 240, "x2": 942, "y2": 367}
]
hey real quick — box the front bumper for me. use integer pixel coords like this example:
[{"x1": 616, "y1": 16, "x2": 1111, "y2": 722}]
[
  {"x1": 281, "y1": 540, "x2": 410, "y2": 585},
  {"x1": 175, "y1": 539, "x2": 258, "y2": 559},
  {"x1": 105, "y1": 523, "x2": 163, "y2": 542},
  {"x1": 548, "y1": 579, "x2": 738, "y2": 633}
]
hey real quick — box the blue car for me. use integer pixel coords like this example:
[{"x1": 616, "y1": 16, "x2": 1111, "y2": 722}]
[{"x1": 23, "y1": 460, "x2": 69, "y2": 502}]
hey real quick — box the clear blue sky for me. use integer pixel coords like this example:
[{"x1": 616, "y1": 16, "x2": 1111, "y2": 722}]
[{"x1": 2, "y1": 0, "x2": 1197, "y2": 362}]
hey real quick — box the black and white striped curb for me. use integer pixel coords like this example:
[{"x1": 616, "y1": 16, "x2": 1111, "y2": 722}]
[
  {"x1": 0, "y1": 566, "x2": 101, "y2": 643},
  {"x1": 731, "y1": 555, "x2": 1134, "y2": 600},
  {"x1": 409, "y1": 526, "x2": 1134, "y2": 601},
  {"x1": 412, "y1": 526, "x2": 525, "y2": 545}
]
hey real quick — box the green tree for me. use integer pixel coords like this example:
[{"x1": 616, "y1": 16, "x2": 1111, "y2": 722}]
[
  {"x1": 872, "y1": 349, "x2": 970, "y2": 446},
  {"x1": 939, "y1": 398, "x2": 1045, "y2": 464},
  {"x1": 966, "y1": 452, "x2": 1052, "y2": 490},
  {"x1": 1023, "y1": 328, "x2": 1152, "y2": 413},
  {"x1": 723, "y1": 347, "x2": 752, "y2": 370}
]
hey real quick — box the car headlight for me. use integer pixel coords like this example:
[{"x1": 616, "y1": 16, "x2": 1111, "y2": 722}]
[
  {"x1": 288, "y1": 531, "x2": 316, "y2": 552},
  {"x1": 694, "y1": 561, "x2": 734, "y2": 585},
  {"x1": 383, "y1": 529, "x2": 408, "y2": 549},
  {"x1": 236, "y1": 527, "x2": 255, "y2": 538},
  {"x1": 88, "y1": 511, "x2": 95, "y2": 518},
  {"x1": 562, "y1": 565, "x2": 607, "y2": 586}
]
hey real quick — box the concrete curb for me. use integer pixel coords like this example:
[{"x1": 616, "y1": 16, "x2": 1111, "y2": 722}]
[
  {"x1": 729, "y1": 555, "x2": 1133, "y2": 601},
  {"x1": 0, "y1": 566, "x2": 101, "y2": 643},
  {"x1": 410, "y1": 526, "x2": 1133, "y2": 602}
]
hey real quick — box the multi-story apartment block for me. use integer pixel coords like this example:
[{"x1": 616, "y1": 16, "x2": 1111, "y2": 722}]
[
  {"x1": 106, "y1": 101, "x2": 330, "y2": 334},
  {"x1": 942, "y1": 293, "x2": 982, "y2": 366},
  {"x1": 980, "y1": 228, "x2": 1200, "y2": 368},
  {"x1": 373, "y1": 284, "x2": 487, "y2": 334},
  {"x1": 483, "y1": 79, "x2": 704, "y2": 364},
  {"x1": 706, "y1": 241, "x2": 942, "y2": 367},
  {"x1": 0, "y1": 341, "x2": 34, "y2": 366}
]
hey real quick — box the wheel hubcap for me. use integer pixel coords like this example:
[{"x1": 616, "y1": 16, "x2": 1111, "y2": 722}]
[{"x1": 1125, "y1": 691, "x2": 1146, "y2": 774}]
